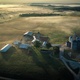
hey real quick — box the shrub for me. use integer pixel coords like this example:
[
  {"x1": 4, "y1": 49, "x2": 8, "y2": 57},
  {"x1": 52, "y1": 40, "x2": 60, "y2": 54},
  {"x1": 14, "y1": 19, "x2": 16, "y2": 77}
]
[
  {"x1": 46, "y1": 42, "x2": 52, "y2": 49},
  {"x1": 34, "y1": 41, "x2": 41, "y2": 48},
  {"x1": 53, "y1": 46, "x2": 60, "y2": 54}
]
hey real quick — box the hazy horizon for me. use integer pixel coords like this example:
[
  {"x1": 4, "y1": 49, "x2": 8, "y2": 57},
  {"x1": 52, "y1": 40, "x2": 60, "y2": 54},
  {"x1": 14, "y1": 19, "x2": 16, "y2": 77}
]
[{"x1": 0, "y1": 0, "x2": 80, "y2": 3}]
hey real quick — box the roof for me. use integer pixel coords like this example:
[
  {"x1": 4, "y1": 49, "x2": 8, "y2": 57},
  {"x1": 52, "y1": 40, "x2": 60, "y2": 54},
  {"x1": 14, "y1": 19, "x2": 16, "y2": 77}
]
[
  {"x1": 32, "y1": 39, "x2": 40, "y2": 43},
  {"x1": 19, "y1": 44, "x2": 30, "y2": 49},
  {"x1": 42, "y1": 41, "x2": 47, "y2": 47},
  {"x1": 0, "y1": 44, "x2": 12, "y2": 52},
  {"x1": 33, "y1": 36, "x2": 36, "y2": 40},
  {"x1": 13, "y1": 40, "x2": 21, "y2": 45},
  {"x1": 24, "y1": 31, "x2": 33, "y2": 36},
  {"x1": 40, "y1": 36, "x2": 49, "y2": 42}
]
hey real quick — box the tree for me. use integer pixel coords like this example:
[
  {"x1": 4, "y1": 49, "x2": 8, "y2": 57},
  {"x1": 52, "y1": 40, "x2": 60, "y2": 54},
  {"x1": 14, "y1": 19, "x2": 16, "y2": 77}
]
[
  {"x1": 53, "y1": 46, "x2": 60, "y2": 54},
  {"x1": 46, "y1": 42, "x2": 52, "y2": 49},
  {"x1": 34, "y1": 40, "x2": 41, "y2": 48}
]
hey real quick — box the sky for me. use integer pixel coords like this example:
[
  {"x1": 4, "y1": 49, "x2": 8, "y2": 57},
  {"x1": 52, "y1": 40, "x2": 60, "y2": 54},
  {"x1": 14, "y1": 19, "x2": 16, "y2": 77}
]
[{"x1": 0, "y1": 0, "x2": 80, "y2": 3}]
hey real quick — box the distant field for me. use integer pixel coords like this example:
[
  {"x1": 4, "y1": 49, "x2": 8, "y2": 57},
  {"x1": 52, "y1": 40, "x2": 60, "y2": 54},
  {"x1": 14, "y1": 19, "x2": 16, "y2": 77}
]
[
  {"x1": 0, "y1": 3, "x2": 80, "y2": 80},
  {"x1": 0, "y1": 16, "x2": 80, "y2": 48}
]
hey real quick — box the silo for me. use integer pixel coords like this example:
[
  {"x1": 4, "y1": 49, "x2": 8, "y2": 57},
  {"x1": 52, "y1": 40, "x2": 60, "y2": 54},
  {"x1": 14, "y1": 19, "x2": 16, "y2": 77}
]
[{"x1": 71, "y1": 40, "x2": 77, "y2": 50}]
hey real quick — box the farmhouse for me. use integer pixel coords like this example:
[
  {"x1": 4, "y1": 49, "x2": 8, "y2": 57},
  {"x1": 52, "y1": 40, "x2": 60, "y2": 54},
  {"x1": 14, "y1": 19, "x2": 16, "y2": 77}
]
[
  {"x1": 23, "y1": 31, "x2": 34, "y2": 43},
  {"x1": 34, "y1": 32, "x2": 42, "y2": 39},
  {"x1": 33, "y1": 32, "x2": 49, "y2": 42},
  {"x1": 0, "y1": 44, "x2": 12, "y2": 52}
]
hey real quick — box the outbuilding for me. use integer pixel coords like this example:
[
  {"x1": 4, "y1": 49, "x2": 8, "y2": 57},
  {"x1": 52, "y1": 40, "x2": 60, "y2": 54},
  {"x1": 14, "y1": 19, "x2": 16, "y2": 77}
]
[
  {"x1": 13, "y1": 40, "x2": 21, "y2": 45},
  {"x1": 0, "y1": 44, "x2": 12, "y2": 53},
  {"x1": 19, "y1": 44, "x2": 30, "y2": 49},
  {"x1": 23, "y1": 31, "x2": 33, "y2": 36},
  {"x1": 23, "y1": 31, "x2": 33, "y2": 41}
]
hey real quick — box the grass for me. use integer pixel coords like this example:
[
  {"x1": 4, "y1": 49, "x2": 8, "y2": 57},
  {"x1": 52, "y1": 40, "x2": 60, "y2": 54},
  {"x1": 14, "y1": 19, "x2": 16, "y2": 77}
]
[
  {"x1": 0, "y1": 16, "x2": 80, "y2": 47},
  {"x1": 63, "y1": 49, "x2": 72, "y2": 60},
  {"x1": 0, "y1": 46, "x2": 46, "y2": 79},
  {"x1": 0, "y1": 45, "x2": 73, "y2": 80}
]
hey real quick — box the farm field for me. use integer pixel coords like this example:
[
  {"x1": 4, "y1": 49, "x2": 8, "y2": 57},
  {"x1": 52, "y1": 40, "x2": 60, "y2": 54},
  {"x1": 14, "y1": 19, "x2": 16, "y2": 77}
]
[
  {"x1": 0, "y1": 16, "x2": 80, "y2": 48},
  {"x1": 0, "y1": 3, "x2": 80, "y2": 80}
]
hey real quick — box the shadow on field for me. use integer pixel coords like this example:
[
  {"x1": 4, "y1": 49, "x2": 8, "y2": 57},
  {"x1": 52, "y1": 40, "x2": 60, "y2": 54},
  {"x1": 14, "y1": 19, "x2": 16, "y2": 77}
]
[
  {"x1": 41, "y1": 53, "x2": 59, "y2": 70},
  {"x1": 41, "y1": 53, "x2": 74, "y2": 80},
  {"x1": 31, "y1": 48, "x2": 49, "y2": 71},
  {"x1": 31, "y1": 48, "x2": 54, "y2": 80},
  {"x1": 1, "y1": 46, "x2": 16, "y2": 61}
]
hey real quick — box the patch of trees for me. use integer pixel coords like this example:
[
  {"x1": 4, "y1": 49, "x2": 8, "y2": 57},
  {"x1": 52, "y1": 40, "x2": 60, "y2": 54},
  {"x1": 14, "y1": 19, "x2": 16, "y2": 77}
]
[
  {"x1": 55, "y1": 6, "x2": 80, "y2": 11},
  {"x1": 46, "y1": 42, "x2": 52, "y2": 49},
  {"x1": 19, "y1": 13, "x2": 60, "y2": 17},
  {"x1": 34, "y1": 41, "x2": 41, "y2": 48},
  {"x1": 53, "y1": 46, "x2": 60, "y2": 54}
]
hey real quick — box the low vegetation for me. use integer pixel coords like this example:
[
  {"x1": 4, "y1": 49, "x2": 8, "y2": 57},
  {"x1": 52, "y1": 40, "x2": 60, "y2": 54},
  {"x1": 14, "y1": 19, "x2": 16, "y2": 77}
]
[{"x1": 0, "y1": 45, "x2": 73, "y2": 80}]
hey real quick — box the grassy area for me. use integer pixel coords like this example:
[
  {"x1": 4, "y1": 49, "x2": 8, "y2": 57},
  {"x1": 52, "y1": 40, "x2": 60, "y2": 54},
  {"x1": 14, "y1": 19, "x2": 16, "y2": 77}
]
[
  {"x1": 0, "y1": 46, "x2": 45, "y2": 79},
  {"x1": 0, "y1": 45, "x2": 74, "y2": 80},
  {"x1": 0, "y1": 16, "x2": 80, "y2": 47},
  {"x1": 0, "y1": 4, "x2": 80, "y2": 45}
]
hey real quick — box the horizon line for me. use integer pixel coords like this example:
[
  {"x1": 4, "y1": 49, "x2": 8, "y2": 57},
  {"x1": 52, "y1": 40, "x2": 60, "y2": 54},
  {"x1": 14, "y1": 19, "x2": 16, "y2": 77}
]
[{"x1": 0, "y1": 2, "x2": 80, "y2": 4}]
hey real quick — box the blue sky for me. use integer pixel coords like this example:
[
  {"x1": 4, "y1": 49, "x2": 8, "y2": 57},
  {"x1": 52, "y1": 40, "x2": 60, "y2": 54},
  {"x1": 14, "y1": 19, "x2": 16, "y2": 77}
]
[{"x1": 0, "y1": 0, "x2": 80, "y2": 3}]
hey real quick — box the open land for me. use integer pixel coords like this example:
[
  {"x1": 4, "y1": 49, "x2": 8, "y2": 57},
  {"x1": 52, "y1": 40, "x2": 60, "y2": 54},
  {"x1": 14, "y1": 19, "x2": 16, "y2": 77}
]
[{"x1": 0, "y1": 3, "x2": 80, "y2": 80}]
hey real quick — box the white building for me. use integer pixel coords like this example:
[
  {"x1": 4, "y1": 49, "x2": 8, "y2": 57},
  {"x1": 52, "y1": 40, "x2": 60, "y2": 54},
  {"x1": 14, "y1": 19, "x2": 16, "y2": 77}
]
[{"x1": 0, "y1": 44, "x2": 12, "y2": 52}]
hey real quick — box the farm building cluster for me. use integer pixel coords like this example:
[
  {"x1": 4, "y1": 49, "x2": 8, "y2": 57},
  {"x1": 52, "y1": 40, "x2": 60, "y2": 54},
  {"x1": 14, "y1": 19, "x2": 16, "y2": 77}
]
[
  {"x1": 0, "y1": 31, "x2": 54, "y2": 53},
  {"x1": 1, "y1": 31, "x2": 80, "y2": 53},
  {"x1": 66, "y1": 33, "x2": 80, "y2": 51}
]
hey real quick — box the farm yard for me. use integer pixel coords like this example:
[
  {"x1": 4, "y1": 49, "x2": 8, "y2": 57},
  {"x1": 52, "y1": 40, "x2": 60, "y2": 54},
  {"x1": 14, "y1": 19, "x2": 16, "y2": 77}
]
[{"x1": 0, "y1": 3, "x2": 80, "y2": 80}]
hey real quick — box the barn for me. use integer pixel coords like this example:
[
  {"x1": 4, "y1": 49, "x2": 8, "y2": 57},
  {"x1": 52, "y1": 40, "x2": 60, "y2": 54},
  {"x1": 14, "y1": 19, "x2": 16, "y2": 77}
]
[
  {"x1": 19, "y1": 44, "x2": 30, "y2": 49},
  {"x1": 0, "y1": 44, "x2": 12, "y2": 53}
]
